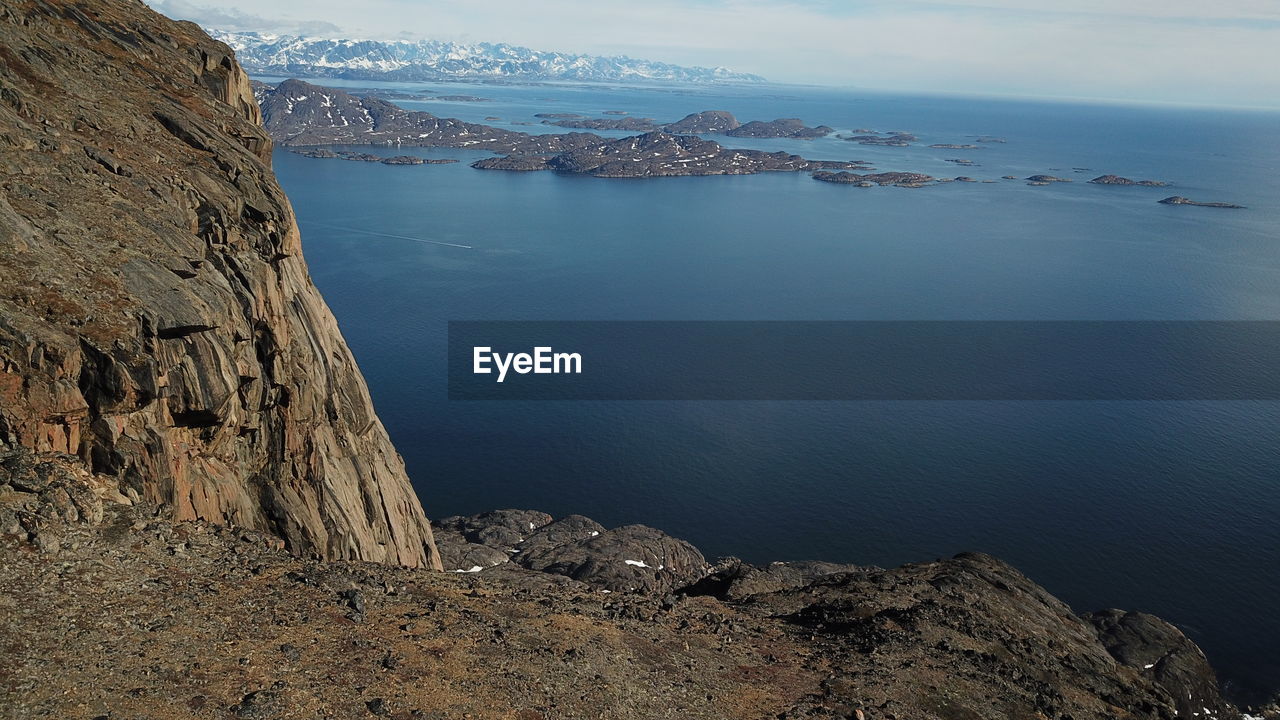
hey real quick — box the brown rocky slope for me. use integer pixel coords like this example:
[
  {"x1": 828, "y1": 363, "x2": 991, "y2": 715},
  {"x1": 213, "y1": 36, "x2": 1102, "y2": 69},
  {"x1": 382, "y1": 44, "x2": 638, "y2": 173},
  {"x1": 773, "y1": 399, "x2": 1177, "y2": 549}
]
[{"x1": 0, "y1": 0, "x2": 439, "y2": 568}]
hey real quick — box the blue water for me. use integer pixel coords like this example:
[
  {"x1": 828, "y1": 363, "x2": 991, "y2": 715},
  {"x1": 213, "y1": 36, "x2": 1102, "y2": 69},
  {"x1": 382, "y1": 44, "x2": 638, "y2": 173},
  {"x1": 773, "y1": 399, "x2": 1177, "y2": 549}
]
[{"x1": 269, "y1": 80, "x2": 1280, "y2": 704}]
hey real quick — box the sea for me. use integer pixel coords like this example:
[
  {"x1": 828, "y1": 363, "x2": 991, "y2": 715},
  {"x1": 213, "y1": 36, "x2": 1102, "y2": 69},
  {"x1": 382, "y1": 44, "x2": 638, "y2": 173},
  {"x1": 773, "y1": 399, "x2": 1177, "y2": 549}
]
[{"x1": 262, "y1": 76, "x2": 1280, "y2": 704}]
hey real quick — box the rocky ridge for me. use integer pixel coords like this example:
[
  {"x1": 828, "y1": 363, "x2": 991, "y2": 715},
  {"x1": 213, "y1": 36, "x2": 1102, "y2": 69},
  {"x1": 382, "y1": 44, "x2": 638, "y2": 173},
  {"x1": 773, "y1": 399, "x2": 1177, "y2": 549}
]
[
  {"x1": 0, "y1": 0, "x2": 440, "y2": 568},
  {"x1": 1, "y1": 484, "x2": 1260, "y2": 719}
]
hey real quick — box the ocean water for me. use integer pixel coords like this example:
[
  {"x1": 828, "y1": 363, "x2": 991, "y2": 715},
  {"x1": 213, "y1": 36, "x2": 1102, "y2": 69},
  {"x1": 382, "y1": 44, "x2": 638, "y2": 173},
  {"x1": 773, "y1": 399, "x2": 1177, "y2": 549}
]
[{"x1": 268, "y1": 80, "x2": 1280, "y2": 704}]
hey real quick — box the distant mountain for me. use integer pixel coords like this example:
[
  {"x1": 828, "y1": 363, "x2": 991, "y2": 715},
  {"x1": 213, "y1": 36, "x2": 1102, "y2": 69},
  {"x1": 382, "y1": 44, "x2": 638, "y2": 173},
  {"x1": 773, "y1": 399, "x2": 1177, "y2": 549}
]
[{"x1": 209, "y1": 30, "x2": 766, "y2": 84}]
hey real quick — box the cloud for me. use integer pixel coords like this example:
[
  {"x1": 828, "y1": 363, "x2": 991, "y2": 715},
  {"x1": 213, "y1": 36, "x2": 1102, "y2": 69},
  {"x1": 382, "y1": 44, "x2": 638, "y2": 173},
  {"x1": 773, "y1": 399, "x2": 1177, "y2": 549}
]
[
  {"x1": 144, "y1": 0, "x2": 1280, "y2": 108},
  {"x1": 145, "y1": 0, "x2": 341, "y2": 35}
]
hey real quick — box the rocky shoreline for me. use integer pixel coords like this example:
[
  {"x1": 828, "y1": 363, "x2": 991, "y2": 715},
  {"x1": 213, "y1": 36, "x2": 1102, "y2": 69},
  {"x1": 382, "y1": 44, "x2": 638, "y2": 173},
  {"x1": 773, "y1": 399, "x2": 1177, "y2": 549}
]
[{"x1": 3, "y1": 445, "x2": 1270, "y2": 718}]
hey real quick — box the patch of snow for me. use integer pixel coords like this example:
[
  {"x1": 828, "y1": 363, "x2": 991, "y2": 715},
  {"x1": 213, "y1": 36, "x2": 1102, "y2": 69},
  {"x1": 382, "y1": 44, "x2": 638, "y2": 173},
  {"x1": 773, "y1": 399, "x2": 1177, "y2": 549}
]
[
  {"x1": 624, "y1": 559, "x2": 651, "y2": 568},
  {"x1": 449, "y1": 565, "x2": 484, "y2": 573}
]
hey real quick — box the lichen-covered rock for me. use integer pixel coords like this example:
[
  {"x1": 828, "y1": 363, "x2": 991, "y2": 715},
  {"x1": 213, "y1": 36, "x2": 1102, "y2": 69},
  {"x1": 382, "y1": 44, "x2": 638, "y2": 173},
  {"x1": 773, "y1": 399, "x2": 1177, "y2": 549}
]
[
  {"x1": 516, "y1": 523, "x2": 708, "y2": 593},
  {"x1": 0, "y1": 0, "x2": 439, "y2": 569},
  {"x1": 1086, "y1": 608, "x2": 1235, "y2": 720},
  {"x1": 684, "y1": 556, "x2": 871, "y2": 601},
  {"x1": 432, "y1": 510, "x2": 705, "y2": 593}
]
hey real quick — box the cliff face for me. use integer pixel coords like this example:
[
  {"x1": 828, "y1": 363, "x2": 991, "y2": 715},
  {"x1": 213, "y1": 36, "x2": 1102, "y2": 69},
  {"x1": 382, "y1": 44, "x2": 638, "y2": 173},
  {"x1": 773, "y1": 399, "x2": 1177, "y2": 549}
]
[{"x1": 0, "y1": 0, "x2": 440, "y2": 569}]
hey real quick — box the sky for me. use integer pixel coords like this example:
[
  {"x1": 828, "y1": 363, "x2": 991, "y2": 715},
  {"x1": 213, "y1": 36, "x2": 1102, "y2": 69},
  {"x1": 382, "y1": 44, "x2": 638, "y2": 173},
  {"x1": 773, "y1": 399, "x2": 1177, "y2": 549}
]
[{"x1": 147, "y1": 0, "x2": 1280, "y2": 108}]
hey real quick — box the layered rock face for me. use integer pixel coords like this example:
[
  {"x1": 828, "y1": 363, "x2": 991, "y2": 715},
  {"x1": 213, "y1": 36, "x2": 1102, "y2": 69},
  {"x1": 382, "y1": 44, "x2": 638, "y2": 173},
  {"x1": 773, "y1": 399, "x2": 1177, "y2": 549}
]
[{"x1": 0, "y1": 0, "x2": 440, "y2": 568}]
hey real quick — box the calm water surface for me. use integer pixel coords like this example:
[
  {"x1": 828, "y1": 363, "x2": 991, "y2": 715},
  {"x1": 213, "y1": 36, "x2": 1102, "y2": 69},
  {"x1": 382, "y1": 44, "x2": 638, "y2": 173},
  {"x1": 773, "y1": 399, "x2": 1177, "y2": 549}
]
[{"x1": 269, "y1": 80, "x2": 1280, "y2": 703}]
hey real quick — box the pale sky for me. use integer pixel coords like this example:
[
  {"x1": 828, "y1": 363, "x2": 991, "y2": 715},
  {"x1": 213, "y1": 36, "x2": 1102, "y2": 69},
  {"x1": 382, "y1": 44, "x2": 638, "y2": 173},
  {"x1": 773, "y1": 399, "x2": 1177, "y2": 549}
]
[{"x1": 149, "y1": 0, "x2": 1280, "y2": 108}]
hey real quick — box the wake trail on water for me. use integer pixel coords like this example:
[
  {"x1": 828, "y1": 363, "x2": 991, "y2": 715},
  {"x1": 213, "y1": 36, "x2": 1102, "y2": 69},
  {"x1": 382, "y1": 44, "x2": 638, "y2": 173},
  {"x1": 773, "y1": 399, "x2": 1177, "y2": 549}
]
[{"x1": 306, "y1": 221, "x2": 474, "y2": 249}]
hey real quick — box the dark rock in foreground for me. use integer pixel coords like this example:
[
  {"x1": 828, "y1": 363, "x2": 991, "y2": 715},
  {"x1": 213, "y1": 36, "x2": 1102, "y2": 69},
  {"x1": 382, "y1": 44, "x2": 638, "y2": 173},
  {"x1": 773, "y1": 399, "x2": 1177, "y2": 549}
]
[
  {"x1": 1086, "y1": 609, "x2": 1236, "y2": 720},
  {"x1": 1159, "y1": 196, "x2": 1246, "y2": 209},
  {"x1": 2, "y1": 461, "x2": 1253, "y2": 719},
  {"x1": 432, "y1": 509, "x2": 707, "y2": 593},
  {"x1": 1090, "y1": 174, "x2": 1169, "y2": 186}
]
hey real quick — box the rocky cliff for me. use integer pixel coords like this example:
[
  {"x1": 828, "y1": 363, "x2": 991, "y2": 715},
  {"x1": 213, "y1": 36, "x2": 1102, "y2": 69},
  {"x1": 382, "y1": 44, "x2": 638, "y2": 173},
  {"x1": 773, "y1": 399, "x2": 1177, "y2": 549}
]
[{"x1": 0, "y1": 0, "x2": 439, "y2": 569}]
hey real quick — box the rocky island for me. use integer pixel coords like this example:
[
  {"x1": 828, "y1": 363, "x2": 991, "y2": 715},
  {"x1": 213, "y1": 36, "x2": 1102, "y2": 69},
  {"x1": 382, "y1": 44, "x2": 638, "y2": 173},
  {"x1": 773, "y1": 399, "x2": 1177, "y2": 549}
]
[
  {"x1": 537, "y1": 110, "x2": 833, "y2": 138},
  {"x1": 1090, "y1": 174, "x2": 1170, "y2": 187},
  {"x1": 475, "y1": 132, "x2": 871, "y2": 177},
  {"x1": 846, "y1": 131, "x2": 918, "y2": 147},
  {"x1": 812, "y1": 170, "x2": 937, "y2": 187},
  {"x1": 0, "y1": 2, "x2": 1269, "y2": 718},
  {"x1": 291, "y1": 149, "x2": 458, "y2": 165},
  {"x1": 1159, "y1": 196, "x2": 1247, "y2": 209}
]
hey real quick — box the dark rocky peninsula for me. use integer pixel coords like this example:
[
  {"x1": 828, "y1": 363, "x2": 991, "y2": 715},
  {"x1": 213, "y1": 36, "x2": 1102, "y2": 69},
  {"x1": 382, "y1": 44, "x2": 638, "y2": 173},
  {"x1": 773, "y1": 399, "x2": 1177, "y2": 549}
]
[{"x1": 1159, "y1": 196, "x2": 1247, "y2": 209}]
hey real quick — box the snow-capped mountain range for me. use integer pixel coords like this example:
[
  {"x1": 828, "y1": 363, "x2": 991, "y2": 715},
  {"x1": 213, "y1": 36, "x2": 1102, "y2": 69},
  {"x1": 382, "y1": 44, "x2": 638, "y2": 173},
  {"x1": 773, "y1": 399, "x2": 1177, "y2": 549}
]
[{"x1": 209, "y1": 30, "x2": 765, "y2": 84}]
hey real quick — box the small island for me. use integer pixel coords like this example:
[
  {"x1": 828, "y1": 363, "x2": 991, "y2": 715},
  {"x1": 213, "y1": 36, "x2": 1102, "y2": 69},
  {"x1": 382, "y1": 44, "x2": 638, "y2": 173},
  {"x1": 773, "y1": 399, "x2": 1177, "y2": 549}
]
[
  {"x1": 812, "y1": 170, "x2": 935, "y2": 188},
  {"x1": 1090, "y1": 174, "x2": 1169, "y2": 187},
  {"x1": 1158, "y1": 196, "x2": 1245, "y2": 209},
  {"x1": 291, "y1": 149, "x2": 457, "y2": 165}
]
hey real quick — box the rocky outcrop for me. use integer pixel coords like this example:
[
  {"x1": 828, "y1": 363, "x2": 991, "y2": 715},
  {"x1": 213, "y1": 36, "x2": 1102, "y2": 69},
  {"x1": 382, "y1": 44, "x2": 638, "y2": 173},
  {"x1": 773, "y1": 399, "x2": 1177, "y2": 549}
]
[
  {"x1": 1090, "y1": 174, "x2": 1169, "y2": 186},
  {"x1": 847, "y1": 131, "x2": 917, "y2": 146},
  {"x1": 1, "y1": 505, "x2": 1249, "y2": 719},
  {"x1": 1086, "y1": 609, "x2": 1235, "y2": 720},
  {"x1": 547, "y1": 116, "x2": 662, "y2": 131},
  {"x1": 0, "y1": 0, "x2": 440, "y2": 568},
  {"x1": 256, "y1": 78, "x2": 602, "y2": 155},
  {"x1": 725, "y1": 117, "x2": 833, "y2": 139},
  {"x1": 432, "y1": 509, "x2": 708, "y2": 593},
  {"x1": 663, "y1": 110, "x2": 742, "y2": 134},
  {"x1": 813, "y1": 170, "x2": 935, "y2": 187},
  {"x1": 546, "y1": 132, "x2": 812, "y2": 176},
  {"x1": 470, "y1": 132, "x2": 868, "y2": 178},
  {"x1": 290, "y1": 149, "x2": 456, "y2": 165},
  {"x1": 1159, "y1": 196, "x2": 1246, "y2": 208}
]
